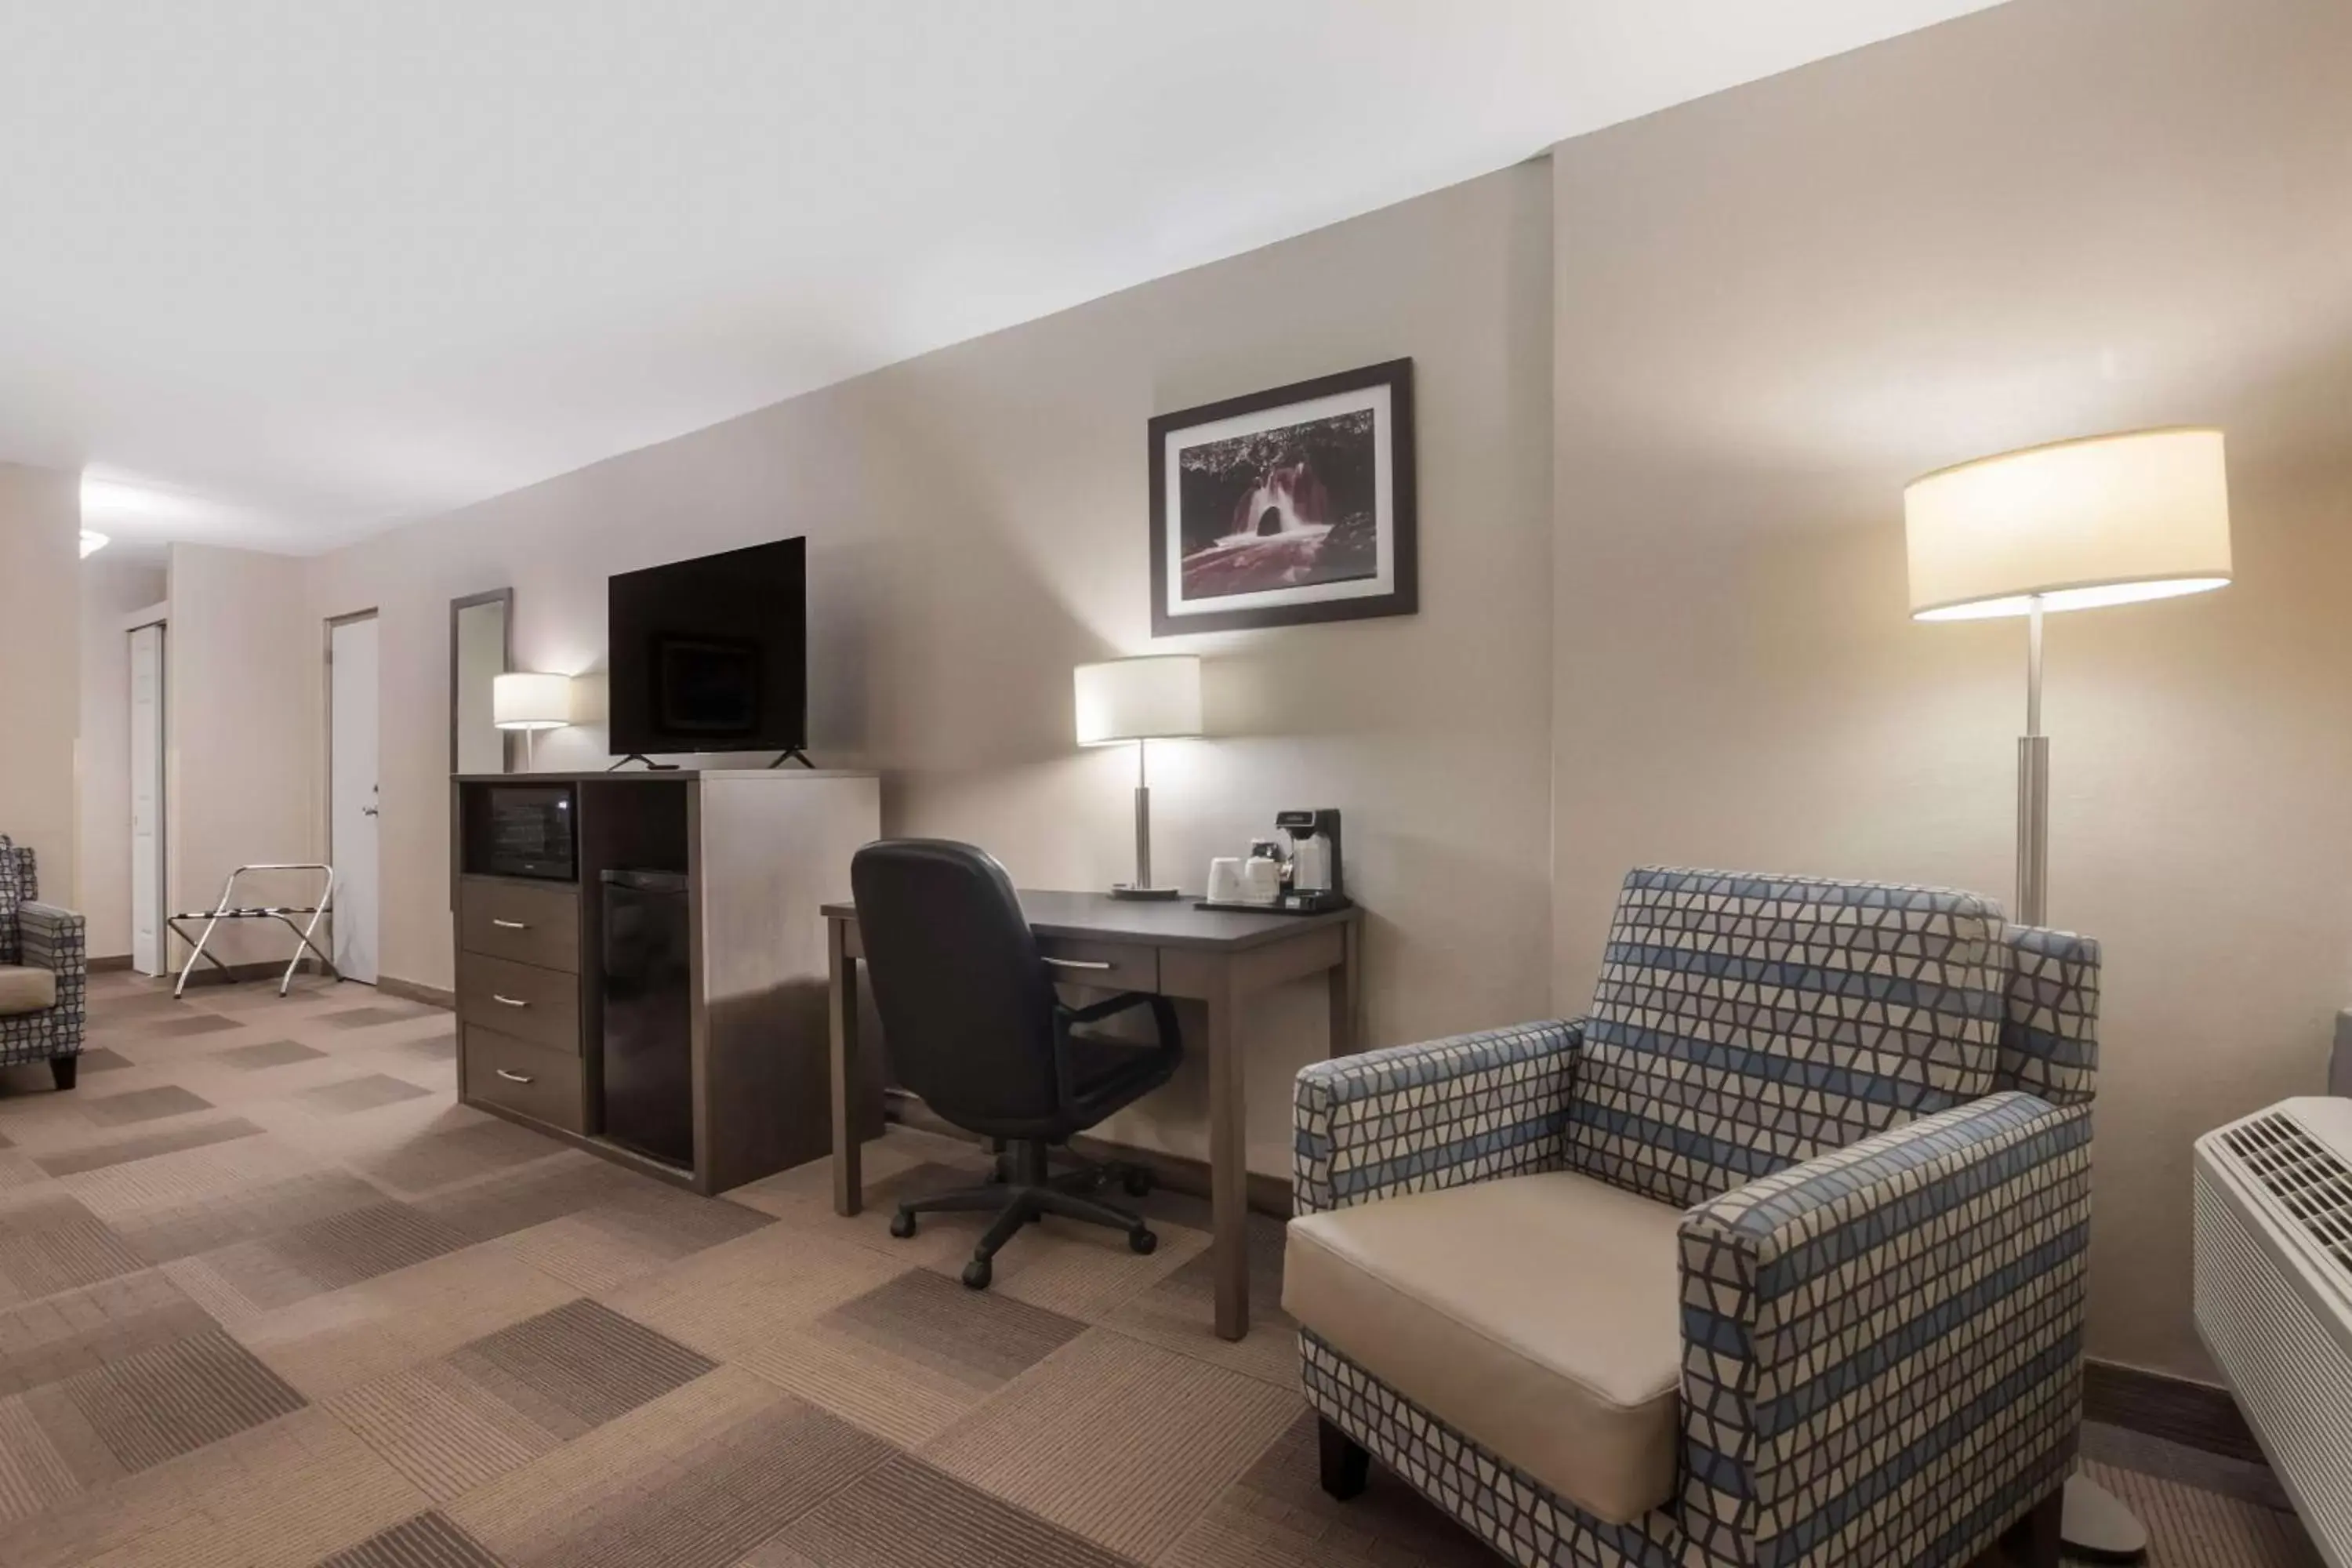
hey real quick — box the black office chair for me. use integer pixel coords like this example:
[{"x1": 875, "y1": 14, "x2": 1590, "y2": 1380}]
[{"x1": 850, "y1": 839, "x2": 1182, "y2": 1289}]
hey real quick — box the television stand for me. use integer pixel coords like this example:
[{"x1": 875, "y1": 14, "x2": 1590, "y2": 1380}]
[
  {"x1": 766, "y1": 749, "x2": 814, "y2": 770},
  {"x1": 607, "y1": 755, "x2": 683, "y2": 772}
]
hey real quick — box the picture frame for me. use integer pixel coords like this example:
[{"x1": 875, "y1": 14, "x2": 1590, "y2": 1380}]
[{"x1": 1148, "y1": 358, "x2": 1417, "y2": 637}]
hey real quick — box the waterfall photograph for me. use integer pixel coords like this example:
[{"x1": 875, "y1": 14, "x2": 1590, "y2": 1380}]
[
  {"x1": 1176, "y1": 408, "x2": 1377, "y2": 599},
  {"x1": 1148, "y1": 358, "x2": 1417, "y2": 635}
]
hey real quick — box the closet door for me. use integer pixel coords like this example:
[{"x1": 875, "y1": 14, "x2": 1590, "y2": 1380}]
[{"x1": 129, "y1": 622, "x2": 165, "y2": 976}]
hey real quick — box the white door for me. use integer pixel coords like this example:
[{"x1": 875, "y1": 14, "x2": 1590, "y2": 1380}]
[
  {"x1": 328, "y1": 615, "x2": 380, "y2": 985},
  {"x1": 129, "y1": 622, "x2": 166, "y2": 976}
]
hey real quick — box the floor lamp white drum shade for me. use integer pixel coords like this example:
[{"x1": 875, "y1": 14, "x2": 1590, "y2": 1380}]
[
  {"x1": 1074, "y1": 655, "x2": 1203, "y2": 746},
  {"x1": 1073, "y1": 656, "x2": 1203, "y2": 899},
  {"x1": 1906, "y1": 427, "x2": 2232, "y2": 621}
]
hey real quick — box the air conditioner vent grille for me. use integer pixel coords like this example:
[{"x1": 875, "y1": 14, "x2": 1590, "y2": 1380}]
[{"x1": 2220, "y1": 1111, "x2": 2352, "y2": 1279}]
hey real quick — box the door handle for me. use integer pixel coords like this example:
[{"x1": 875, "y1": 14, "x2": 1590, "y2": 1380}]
[
  {"x1": 495, "y1": 1068, "x2": 535, "y2": 1084},
  {"x1": 492, "y1": 919, "x2": 528, "y2": 930},
  {"x1": 1043, "y1": 956, "x2": 1115, "y2": 971},
  {"x1": 492, "y1": 993, "x2": 528, "y2": 1008},
  {"x1": 361, "y1": 806, "x2": 379, "y2": 817}
]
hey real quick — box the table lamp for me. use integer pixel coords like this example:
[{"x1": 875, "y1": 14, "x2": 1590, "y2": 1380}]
[
  {"x1": 1907, "y1": 426, "x2": 2230, "y2": 1563},
  {"x1": 493, "y1": 671, "x2": 573, "y2": 770},
  {"x1": 1075, "y1": 655, "x2": 1202, "y2": 900}
]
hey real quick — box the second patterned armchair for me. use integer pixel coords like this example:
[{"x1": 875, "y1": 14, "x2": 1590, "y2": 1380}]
[
  {"x1": 0, "y1": 837, "x2": 89, "y2": 1090},
  {"x1": 1285, "y1": 866, "x2": 2098, "y2": 1568}
]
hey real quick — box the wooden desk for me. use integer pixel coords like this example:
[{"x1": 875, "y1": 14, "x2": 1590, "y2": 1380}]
[{"x1": 822, "y1": 891, "x2": 1363, "y2": 1341}]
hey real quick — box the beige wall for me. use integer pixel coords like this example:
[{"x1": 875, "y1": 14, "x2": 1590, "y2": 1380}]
[
  {"x1": 0, "y1": 463, "x2": 80, "y2": 898},
  {"x1": 76, "y1": 557, "x2": 169, "y2": 956},
  {"x1": 168, "y1": 544, "x2": 319, "y2": 967},
  {"x1": 303, "y1": 163, "x2": 1556, "y2": 1174},
  {"x1": 1549, "y1": 0, "x2": 2352, "y2": 1381}
]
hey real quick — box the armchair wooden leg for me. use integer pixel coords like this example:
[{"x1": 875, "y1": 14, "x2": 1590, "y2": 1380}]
[
  {"x1": 1317, "y1": 1417, "x2": 1370, "y2": 1502},
  {"x1": 1998, "y1": 1483, "x2": 2064, "y2": 1568},
  {"x1": 49, "y1": 1056, "x2": 76, "y2": 1092}
]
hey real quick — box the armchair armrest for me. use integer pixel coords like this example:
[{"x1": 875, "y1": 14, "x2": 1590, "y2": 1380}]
[
  {"x1": 18, "y1": 903, "x2": 86, "y2": 977},
  {"x1": 17, "y1": 902, "x2": 88, "y2": 1027},
  {"x1": 1294, "y1": 1019, "x2": 1580, "y2": 1215},
  {"x1": 1677, "y1": 1091, "x2": 2091, "y2": 1564}
]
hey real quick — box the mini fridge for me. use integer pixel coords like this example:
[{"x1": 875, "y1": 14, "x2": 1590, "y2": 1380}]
[{"x1": 601, "y1": 869, "x2": 692, "y2": 1167}]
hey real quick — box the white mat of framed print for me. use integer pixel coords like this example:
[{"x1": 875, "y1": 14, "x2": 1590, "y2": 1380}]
[{"x1": 1148, "y1": 358, "x2": 1417, "y2": 636}]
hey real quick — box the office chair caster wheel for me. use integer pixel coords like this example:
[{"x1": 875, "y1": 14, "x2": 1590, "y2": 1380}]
[
  {"x1": 1128, "y1": 1227, "x2": 1157, "y2": 1256},
  {"x1": 889, "y1": 1210, "x2": 916, "y2": 1239},
  {"x1": 1122, "y1": 1167, "x2": 1154, "y2": 1197},
  {"x1": 962, "y1": 1258, "x2": 993, "y2": 1290}
]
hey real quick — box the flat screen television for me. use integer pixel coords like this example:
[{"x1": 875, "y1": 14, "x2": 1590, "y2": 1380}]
[{"x1": 608, "y1": 538, "x2": 806, "y2": 759}]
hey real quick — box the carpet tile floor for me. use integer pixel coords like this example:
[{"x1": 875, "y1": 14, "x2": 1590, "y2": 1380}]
[{"x1": 0, "y1": 969, "x2": 2320, "y2": 1567}]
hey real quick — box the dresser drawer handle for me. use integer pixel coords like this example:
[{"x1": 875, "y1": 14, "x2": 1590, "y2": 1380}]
[
  {"x1": 492, "y1": 993, "x2": 528, "y2": 1008},
  {"x1": 1043, "y1": 956, "x2": 1115, "y2": 971},
  {"x1": 491, "y1": 918, "x2": 529, "y2": 931},
  {"x1": 495, "y1": 1068, "x2": 535, "y2": 1084}
]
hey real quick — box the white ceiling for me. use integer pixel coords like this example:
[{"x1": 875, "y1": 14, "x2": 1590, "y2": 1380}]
[{"x1": 3, "y1": 0, "x2": 2005, "y2": 556}]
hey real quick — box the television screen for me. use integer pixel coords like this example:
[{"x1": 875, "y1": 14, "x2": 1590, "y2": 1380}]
[{"x1": 608, "y1": 539, "x2": 805, "y2": 757}]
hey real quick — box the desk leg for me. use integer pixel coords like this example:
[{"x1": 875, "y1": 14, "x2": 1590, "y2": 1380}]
[
  {"x1": 1207, "y1": 971, "x2": 1248, "y2": 1341},
  {"x1": 829, "y1": 919, "x2": 862, "y2": 1216},
  {"x1": 1327, "y1": 920, "x2": 1360, "y2": 1058}
]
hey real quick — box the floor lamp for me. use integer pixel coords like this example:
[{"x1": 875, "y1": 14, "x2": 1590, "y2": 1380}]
[{"x1": 1907, "y1": 426, "x2": 2234, "y2": 1563}]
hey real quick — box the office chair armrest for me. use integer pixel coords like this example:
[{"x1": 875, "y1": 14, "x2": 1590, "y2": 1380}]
[
  {"x1": 1058, "y1": 990, "x2": 1166, "y2": 1028},
  {"x1": 1675, "y1": 1091, "x2": 2090, "y2": 1561}
]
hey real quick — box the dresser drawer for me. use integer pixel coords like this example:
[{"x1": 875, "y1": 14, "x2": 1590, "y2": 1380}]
[
  {"x1": 1036, "y1": 937, "x2": 1158, "y2": 993},
  {"x1": 457, "y1": 953, "x2": 580, "y2": 1053},
  {"x1": 463, "y1": 1025, "x2": 584, "y2": 1133},
  {"x1": 459, "y1": 879, "x2": 580, "y2": 972}
]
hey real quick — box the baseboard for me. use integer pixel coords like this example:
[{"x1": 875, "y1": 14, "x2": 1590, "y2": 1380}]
[
  {"x1": 2083, "y1": 1359, "x2": 2264, "y2": 1465},
  {"x1": 377, "y1": 974, "x2": 455, "y2": 1011},
  {"x1": 888, "y1": 1092, "x2": 1294, "y2": 1217},
  {"x1": 87, "y1": 955, "x2": 133, "y2": 973}
]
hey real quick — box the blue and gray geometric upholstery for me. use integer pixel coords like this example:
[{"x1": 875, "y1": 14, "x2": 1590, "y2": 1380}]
[
  {"x1": 0, "y1": 837, "x2": 89, "y2": 1073},
  {"x1": 1293, "y1": 866, "x2": 2097, "y2": 1568}
]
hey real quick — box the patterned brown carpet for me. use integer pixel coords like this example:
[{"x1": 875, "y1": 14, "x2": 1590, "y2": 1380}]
[{"x1": 0, "y1": 970, "x2": 2320, "y2": 1567}]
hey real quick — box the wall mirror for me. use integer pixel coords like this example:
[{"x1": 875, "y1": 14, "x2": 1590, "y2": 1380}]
[{"x1": 450, "y1": 588, "x2": 514, "y2": 774}]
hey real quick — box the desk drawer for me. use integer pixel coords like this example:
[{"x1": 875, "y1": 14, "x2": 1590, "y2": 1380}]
[
  {"x1": 1037, "y1": 937, "x2": 1158, "y2": 993},
  {"x1": 457, "y1": 953, "x2": 580, "y2": 1053},
  {"x1": 459, "y1": 880, "x2": 579, "y2": 972},
  {"x1": 464, "y1": 1025, "x2": 584, "y2": 1132}
]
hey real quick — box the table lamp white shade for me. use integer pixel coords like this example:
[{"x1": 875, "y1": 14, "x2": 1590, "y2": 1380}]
[
  {"x1": 1905, "y1": 427, "x2": 2232, "y2": 621},
  {"x1": 1074, "y1": 655, "x2": 1203, "y2": 746},
  {"x1": 492, "y1": 672, "x2": 572, "y2": 731}
]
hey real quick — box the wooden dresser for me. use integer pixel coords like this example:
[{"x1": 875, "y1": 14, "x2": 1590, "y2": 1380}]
[{"x1": 452, "y1": 769, "x2": 884, "y2": 1194}]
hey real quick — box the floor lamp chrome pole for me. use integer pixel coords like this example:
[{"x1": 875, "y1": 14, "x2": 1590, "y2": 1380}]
[{"x1": 1907, "y1": 427, "x2": 2234, "y2": 1565}]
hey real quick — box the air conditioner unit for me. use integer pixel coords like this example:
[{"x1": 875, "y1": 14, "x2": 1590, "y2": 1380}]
[{"x1": 2194, "y1": 1097, "x2": 2352, "y2": 1566}]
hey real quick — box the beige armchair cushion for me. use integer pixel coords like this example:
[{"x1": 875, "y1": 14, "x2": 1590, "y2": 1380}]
[
  {"x1": 1283, "y1": 1170, "x2": 1686, "y2": 1525},
  {"x1": 0, "y1": 964, "x2": 56, "y2": 1016}
]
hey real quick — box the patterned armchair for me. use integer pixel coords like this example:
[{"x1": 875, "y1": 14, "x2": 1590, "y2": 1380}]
[
  {"x1": 0, "y1": 837, "x2": 89, "y2": 1090},
  {"x1": 1287, "y1": 867, "x2": 2096, "y2": 1568}
]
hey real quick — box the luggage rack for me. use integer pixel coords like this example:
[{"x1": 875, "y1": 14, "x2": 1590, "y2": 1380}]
[{"x1": 169, "y1": 863, "x2": 342, "y2": 1000}]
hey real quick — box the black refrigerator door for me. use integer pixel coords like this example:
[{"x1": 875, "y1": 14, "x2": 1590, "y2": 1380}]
[{"x1": 601, "y1": 869, "x2": 693, "y2": 1168}]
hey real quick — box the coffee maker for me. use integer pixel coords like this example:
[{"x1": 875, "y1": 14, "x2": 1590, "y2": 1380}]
[{"x1": 1273, "y1": 808, "x2": 1350, "y2": 913}]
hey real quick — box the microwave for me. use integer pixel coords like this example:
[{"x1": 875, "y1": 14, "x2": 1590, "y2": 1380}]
[{"x1": 481, "y1": 785, "x2": 576, "y2": 881}]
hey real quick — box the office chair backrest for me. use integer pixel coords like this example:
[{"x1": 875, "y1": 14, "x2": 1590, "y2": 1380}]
[{"x1": 850, "y1": 839, "x2": 1065, "y2": 1129}]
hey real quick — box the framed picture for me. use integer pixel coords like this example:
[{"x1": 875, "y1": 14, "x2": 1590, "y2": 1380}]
[{"x1": 1149, "y1": 358, "x2": 1416, "y2": 637}]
